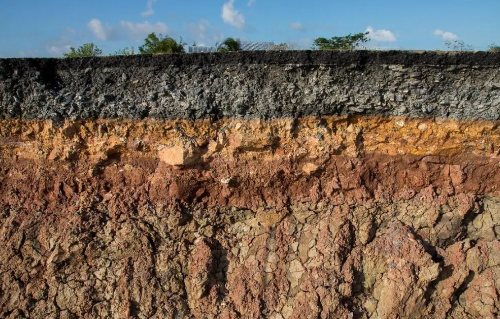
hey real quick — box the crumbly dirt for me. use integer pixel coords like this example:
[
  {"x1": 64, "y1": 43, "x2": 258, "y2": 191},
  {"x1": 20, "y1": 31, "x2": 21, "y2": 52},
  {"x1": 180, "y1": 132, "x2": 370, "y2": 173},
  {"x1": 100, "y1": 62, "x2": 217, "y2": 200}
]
[
  {"x1": 1, "y1": 116, "x2": 500, "y2": 318},
  {"x1": 2, "y1": 51, "x2": 500, "y2": 121},
  {"x1": 1, "y1": 116, "x2": 500, "y2": 160}
]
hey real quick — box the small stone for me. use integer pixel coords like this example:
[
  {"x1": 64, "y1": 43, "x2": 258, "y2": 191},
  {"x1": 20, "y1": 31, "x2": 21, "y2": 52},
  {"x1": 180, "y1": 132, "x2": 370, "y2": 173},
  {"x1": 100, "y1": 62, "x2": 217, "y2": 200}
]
[
  {"x1": 302, "y1": 163, "x2": 319, "y2": 176},
  {"x1": 395, "y1": 119, "x2": 405, "y2": 127},
  {"x1": 417, "y1": 123, "x2": 428, "y2": 131},
  {"x1": 159, "y1": 144, "x2": 201, "y2": 167}
]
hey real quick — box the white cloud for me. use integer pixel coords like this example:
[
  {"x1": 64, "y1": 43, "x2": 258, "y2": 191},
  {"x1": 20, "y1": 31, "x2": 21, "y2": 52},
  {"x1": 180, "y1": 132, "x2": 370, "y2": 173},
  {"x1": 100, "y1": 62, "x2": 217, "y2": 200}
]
[
  {"x1": 221, "y1": 0, "x2": 245, "y2": 29},
  {"x1": 434, "y1": 29, "x2": 458, "y2": 41},
  {"x1": 247, "y1": 0, "x2": 256, "y2": 6},
  {"x1": 120, "y1": 20, "x2": 168, "y2": 37},
  {"x1": 141, "y1": 0, "x2": 158, "y2": 17},
  {"x1": 47, "y1": 45, "x2": 72, "y2": 56},
  {"x1": 289, "y1": 22, "x2": 305, "y2": 32},
  {"x1": 44, "y1": 35, "x2": 76, "y2": 57},
  {"x1": 87, "y1": 19, "x2": 112, "y2": 41},
  {"x1": 187, "y1": 20, "x2": 224, "y2": 46},
  {"x1": 365, "y1": 26, "x2": 397, "y2": 42}
]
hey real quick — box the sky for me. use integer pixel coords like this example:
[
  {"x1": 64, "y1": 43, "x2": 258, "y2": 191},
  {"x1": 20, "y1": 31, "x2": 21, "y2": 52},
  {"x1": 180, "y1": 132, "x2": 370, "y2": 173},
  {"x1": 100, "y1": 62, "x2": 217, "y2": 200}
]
[{"x1": 0, "y1": 0, "x2": 499, "y2": 57}]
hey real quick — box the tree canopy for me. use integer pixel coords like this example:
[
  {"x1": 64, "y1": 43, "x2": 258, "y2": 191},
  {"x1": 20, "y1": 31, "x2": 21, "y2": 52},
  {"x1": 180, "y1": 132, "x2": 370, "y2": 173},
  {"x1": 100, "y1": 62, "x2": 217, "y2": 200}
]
[
  {"x1": 313, "y1": 32, "x2": 370, "y2": 50},
  {"x1": 218, "y1": 38, "x2": 241, "y2": 52},
  {"x1": 138, "y1": 33, "x2": 185, "y2": 54},
  {"x1": 64, "y1": 43, "x2": 103, "y2": 57}
]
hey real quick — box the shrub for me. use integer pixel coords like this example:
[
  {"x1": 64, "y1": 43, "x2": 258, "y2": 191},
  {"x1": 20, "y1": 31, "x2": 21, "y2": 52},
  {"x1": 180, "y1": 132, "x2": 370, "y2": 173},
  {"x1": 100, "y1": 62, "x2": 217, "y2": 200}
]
[
  {"x1": 64, "y1": 43, "x2": 103, "y2": 57},
  {"x1": 218, "y1": 38, "x2": 241, "y2": 52},
  {"x1": 139, "y1": 33, "x2": 185, "y2": 54},
  {"x1": 313, "y1": 32, "x2": 370, "y2": 50}
]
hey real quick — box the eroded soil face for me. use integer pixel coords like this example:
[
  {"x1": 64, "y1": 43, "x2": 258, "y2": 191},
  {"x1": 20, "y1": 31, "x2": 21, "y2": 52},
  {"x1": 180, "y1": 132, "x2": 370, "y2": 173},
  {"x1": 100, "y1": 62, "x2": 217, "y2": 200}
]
[{"x1": 1, "y1": 116, "x2": 500, "y2": 318}]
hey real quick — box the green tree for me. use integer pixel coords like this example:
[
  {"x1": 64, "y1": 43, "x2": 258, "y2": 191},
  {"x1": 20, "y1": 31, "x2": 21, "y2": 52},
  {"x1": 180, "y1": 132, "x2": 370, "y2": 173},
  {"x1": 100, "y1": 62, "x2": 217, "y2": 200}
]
[
  {"x1": 64, "y1": 43, "x2": 103, "y2": 57},
  {"x1": 312, "y1": 32, "x2": 370, "y2": 50},
  {"x1": 111, "y1": 47, "x2": 136, "y2": 56},
  {"x1": 489, "y1": 43, "x2": 500, "y2": 52},
  {"x1": 138, "y1": 33, "x2": 185, "y2": 54},
  {"x1": 218, "y1": 37, "x2": 241, "y2": 52}
]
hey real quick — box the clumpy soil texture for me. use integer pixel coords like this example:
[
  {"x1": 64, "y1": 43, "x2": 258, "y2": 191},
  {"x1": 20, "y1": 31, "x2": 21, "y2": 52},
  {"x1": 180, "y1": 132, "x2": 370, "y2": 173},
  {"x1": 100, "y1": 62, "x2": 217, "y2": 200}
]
[
  {"x1": 1, "y1": 51, "x2": 500, "y2": 121},
  {"x1": 1, "y1": 116, "x2": 500, "y2": 318}
]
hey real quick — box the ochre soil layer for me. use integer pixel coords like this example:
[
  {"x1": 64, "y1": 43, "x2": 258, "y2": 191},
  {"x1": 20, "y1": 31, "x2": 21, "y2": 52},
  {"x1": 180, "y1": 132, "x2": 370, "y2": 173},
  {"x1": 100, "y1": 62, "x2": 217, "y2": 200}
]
[
  {"x1": 2, "y1": 116, "x2": 500, "y2": 160},
  {"x1": 1, "y1": 116, "x2": 500, "y2": 318}
]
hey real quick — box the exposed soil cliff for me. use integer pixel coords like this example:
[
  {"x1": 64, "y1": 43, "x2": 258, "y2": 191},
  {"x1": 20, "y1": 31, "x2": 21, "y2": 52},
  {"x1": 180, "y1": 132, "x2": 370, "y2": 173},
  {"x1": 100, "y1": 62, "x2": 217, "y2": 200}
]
[{"x1": 1, "y1": 52, "x2": 500, "y2": 318}]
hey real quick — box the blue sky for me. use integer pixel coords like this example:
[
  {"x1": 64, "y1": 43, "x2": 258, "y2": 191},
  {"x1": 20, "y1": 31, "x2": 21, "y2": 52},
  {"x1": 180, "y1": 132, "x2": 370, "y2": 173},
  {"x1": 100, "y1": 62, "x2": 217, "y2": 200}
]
[{"x1": 0, "y1": 0, "x2": 499, "y2": 57}]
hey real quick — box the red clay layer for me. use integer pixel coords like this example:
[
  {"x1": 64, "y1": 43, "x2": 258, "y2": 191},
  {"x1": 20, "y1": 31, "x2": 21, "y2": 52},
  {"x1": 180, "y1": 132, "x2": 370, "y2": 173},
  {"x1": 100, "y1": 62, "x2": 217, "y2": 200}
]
[{"x1": 1, "y1": 153, "x2": 498, "y2": 213}]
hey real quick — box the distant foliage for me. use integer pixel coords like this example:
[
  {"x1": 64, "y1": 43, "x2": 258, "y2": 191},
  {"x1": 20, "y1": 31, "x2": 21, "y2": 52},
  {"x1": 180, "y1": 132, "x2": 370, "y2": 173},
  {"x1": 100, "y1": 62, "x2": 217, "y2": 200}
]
[
  {"x1": 313, "y1": 32, "x2": 370, "y2": 50},
  {"x1": 444, "y1": 40, "x2": 473, "y2": 51},
  {"x1": 64, "y1": 43, "x2": 103, "y2": 57},
  {"x1": 139, "y1": 33, "x2": 185, "y2": 54},
  {"x1": 218, "y1": 38, "x2": 241, "y2": 52},
  {"x1": 111, "y1": 47, "x2": 136, "y2": 56},
  {"x1": 489, "y1": 43, "x2": 500, "y2": 52}
]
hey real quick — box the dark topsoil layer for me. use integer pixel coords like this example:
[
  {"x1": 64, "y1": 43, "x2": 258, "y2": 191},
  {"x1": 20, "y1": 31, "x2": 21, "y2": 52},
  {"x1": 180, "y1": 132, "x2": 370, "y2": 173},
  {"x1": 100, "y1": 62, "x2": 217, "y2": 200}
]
[
  {"x1": 2, "y1": 50, "x2": 500, "y2": 69},
  {"x1": 1, "y1": 51, "x2": 499, "y2": 120}
]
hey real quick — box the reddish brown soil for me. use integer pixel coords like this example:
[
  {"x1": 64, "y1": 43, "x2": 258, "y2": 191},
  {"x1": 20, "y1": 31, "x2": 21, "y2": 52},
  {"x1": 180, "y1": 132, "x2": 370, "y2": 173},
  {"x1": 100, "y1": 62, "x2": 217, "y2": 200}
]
[
  {"x1": 1, "y1": 117, "x2": 500, "y2": 318},
  {"x1": 0, "y1": 153, "x2": 499, "y2": 212},
  {"x1": 1, "y1": 152, "x2": 500, "y2": 318}
]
